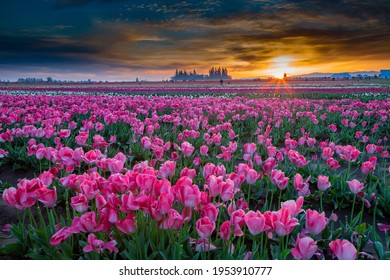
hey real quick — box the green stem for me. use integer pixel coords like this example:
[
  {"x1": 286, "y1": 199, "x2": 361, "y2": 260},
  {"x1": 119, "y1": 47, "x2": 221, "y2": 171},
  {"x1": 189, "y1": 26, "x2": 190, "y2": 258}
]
[
  {"x1": 278, "y1": 189, "x2": 282, "y2": 209},
  {"x1": 350, "y1": 195, "x2": 356, "y2": 222},
  {"x1": 359, "y1": 199, "x2": 364, "y2": 225},
  {"x1": 270, "y1": 189, "x2": 275, "y2": 211},
  {"x1": 28, "y1": 207, "x2": 38, "y2": 228},
  {"x1": 373, "y1": 202, "x2": 378, "y2": 242}
]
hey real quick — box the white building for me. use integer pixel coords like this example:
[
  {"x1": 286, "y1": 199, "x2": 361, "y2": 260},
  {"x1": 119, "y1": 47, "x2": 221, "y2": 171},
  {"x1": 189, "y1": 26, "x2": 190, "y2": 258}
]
[{"x1": 380, "y1": 70, "x2": 390, "y2": 79}]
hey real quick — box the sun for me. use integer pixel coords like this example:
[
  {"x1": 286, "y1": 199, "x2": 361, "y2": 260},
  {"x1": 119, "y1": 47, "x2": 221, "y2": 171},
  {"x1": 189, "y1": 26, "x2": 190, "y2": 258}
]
[
  {"x1": 266, "y1": 56, "x2": 294, "y2": 79},
  {"x1": 272, "y1": 70, "x2": 285, "y2": 79}
]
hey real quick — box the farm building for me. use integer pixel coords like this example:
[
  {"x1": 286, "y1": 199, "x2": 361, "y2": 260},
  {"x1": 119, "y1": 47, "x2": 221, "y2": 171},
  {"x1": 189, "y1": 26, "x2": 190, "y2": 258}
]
[
  {"x1": 380, "y1": 70, "x2": 390, "y2": 79},
  {"x1": 331, "y1": 72, "x2": 352, "y2": 79}
]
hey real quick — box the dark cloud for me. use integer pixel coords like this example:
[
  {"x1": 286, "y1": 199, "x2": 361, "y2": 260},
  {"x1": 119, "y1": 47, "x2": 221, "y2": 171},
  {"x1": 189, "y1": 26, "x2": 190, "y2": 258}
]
[
  {"x1": 55, "y1": 0, "x2": 126, "y2": 8},
  {"x1": 0, "y1": 0, "x2": 389, "y2": 80}
]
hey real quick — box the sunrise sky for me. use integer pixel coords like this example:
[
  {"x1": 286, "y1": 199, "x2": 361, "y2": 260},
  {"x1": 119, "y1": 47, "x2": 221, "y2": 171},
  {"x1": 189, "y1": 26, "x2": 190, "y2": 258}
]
[{"x1": 1, "y1": 0, "x2": 389, "y2": 81}]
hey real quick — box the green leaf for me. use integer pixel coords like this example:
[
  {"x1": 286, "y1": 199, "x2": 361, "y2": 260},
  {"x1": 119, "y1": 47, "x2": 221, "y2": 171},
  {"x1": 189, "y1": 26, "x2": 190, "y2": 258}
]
[
  {"x1": 354, "y1": 223, "x2": 367, "y2": 234},
  {"x1": 373, "y1": 241, "x2": 384, "y2": 260},
  {"x1": 0, "y1": 242, "x2": 24, "y2": 257},
  {"x1": 349, "y1": 212, "x2": 362, "y2": 228}
]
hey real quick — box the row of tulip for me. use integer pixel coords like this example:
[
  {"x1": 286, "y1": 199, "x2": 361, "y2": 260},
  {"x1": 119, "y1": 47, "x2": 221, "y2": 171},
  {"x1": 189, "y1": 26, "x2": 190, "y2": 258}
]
[{"x1": 0, "y1": 89, "x2": 389, "y2": 260}]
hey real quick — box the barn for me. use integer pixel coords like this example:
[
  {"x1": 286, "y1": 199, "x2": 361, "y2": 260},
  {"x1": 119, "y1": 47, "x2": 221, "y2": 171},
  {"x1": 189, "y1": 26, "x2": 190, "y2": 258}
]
[{"x1": 380, "y1": 70, "x2": 390, "y2": 79}]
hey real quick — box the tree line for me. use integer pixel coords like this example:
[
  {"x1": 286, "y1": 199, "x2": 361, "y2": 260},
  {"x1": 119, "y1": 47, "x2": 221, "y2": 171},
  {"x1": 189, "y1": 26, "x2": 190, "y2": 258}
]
[{"x1": 172, "y1": 67, "x2": 231, "y2": 80}]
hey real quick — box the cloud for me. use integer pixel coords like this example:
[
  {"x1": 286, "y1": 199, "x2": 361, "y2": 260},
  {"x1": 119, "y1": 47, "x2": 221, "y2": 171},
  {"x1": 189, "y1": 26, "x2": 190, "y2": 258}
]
[
  {"x1": 55, "y1": 0, "x2": 125, "y2": 8},
  {"x1": 1, "y1": 0, "x2": 389, "y2": 80}
]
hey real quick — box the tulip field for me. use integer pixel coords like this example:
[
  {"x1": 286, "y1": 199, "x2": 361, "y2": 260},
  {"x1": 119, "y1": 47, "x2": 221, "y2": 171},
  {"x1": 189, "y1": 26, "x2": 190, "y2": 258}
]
[{"x1": 0, "y1": 81, "x2": 389, "y2": 260}]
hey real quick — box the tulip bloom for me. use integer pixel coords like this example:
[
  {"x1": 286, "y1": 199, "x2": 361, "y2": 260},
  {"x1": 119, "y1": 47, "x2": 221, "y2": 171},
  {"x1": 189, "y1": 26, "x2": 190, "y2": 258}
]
[
  {"x1": 291, "y1": 236, "x2": 317, "y2": 260},
  {"x1": 180, "y1": 141, "x2": 195, "y2": 157},
  {"x1": 281, "y1": 196, "x2": 304, "y2": 217},
  {"x1": 263, "y1": 157, "x2": 277, "y2": 175},
  {"x1": 305, "y1": 209, "x2": 328, "y2": 235},
  {"x1": 270, "y1": 169, "x2": 289, "y2": 190},
  {"x1": 37, "y1": 187, "x2": 57, "y2": 208},
  {"x1": 159, "y1": 160, "x2": 176, "y2": 178},
  {"x1": 329, "y1": 239, "x2": 357, "y2": 260},
  {"x1": 218, "y1": 221, "x2": 231, "y2": 240},
  {"x1": 317, "y1": 175, "x2": 331, "y2": 191},
  {"x1": 245, "y1": 210, "x2": 268, "y2": 236},
  {"x1": 293, "y1": 174, "x2": 311, "y2": 196},
  {"x1": 83, "y1": 234, "x2": 118, "y2": 254},
  {"x1": 71, "y1": 194, "x2": 89, "y2": 213},
  {"x1": 326, "y1": 158, "x2": 340, "y2": 170},
  {"x1": 347, "y1": 179, "x2": 364, "y2": 194},
  {"x1": 273, "y1": 208, "x2": 300, "y2": 236},
  {"x1": 288, "y1": 150, "x2": 309, "y2": 168},
  {"x1": 196, "y1": 217, "x2": 215, "y2": 239},
  {"x1": 321, "y1": 147, "x2": 334, "y2": 160}
]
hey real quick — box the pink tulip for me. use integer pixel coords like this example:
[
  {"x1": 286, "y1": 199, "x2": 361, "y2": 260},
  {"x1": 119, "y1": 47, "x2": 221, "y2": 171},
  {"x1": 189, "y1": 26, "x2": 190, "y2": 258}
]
[
  {"x1": 305, "y1": 209, "x2": 328, "y2": 235},
  {"x1": 288, "y1": 150, "x2": 309, "y2": 168},
  {"x1": 377, "y1": 223, "x2": 390, "y2": 232},
  {"x1": 293, "y1": 173, "x2": 311, "y2": 196},
  {"x1": 253, "y1": 154, "x2": 262, "y2": 165},
  {"x1": 203, "y1": 162, "x2": 216, "y2": 180},
  {"x1": 37, "y1": 187, "x2": 57, "y2": 208},
  {"x1": 173, "y1": 176, "x2": 200, "y2": 208},
  {"x1": 200, "y1": 145, "x2": 209, "y2": 156},
  {"x1": 206, "y1": 175, "x2": 223, "y2": 198},
  {"x1": 157, "y1": 192, "x2": 174, "y2": 215},
  {"x1": 58, "y1": 147, "x2": 74, "y2": 166},
  {"x1": 180, "y1": 167, "x2": 196, "y2": 179},
  {"x1": 2, "y1": 187, "x2": 17, "y2": 208},
  {"x1": 340, "y1": 145, "x2": 360, "y2": 162},
  {"x1": 50, "y1": 227, "x2": 73, "y2": 246},
  {"x1": 329, "y1": 239, "x2": 357, "y2": 260},
  {"x1": 366, "y1": 144, "x2": 377, "y2": 154},
  {"x1": 180, "y1": 141, "x2": 195, "y2": 157},
  {"x1": 347, "y1": 179, "x2": 364, "y2": 194},
  {"x1": 291, "y1": 236, "x2": 317, "y2": 260},
  {"x1": 200, "y1": 203, "x2": 219, "y2": 222},
  {"x1": 281, "y1": 196, "x2": 304, "y2": 217},
  {"x1": 190, "y1": 238, "x2": 217, "y2": 252},
  {"x1": 273, "y1": 208, "x2": 300, "y2": 236},
  {"x1": 167, "y1": 209, "x2": 189, "y2": 230},
  {"x1": 230, "y1": 209, "x2": 246, "y2": 236},
  {"x1": 321, "y1": 147, "x2": 334, "y2": 160},
  {"x1": 159, "y1": 160, "x2": 176, "y2": 178},
  {"x1": 263, "y1": 157, "x2": 277, "y2": 175},
  {"x1": 245, "y1": 210, "x2": 268, "y2": 236},
  {"x1": 360, "y1": 156, "x2": 376, "y2": 174},
  {"x1": 196, "y1": 217, "x2": 215, "y2": 239},
  {"x1": 270, "y1": 169, "x2": 289, "y2": 190},
  {"x1": 218, "y1": 221, "x2": 231, "y2": 240},
  {"x1": 107, "y1": 159, "x2": 124, "y2": 173},
  {"x1": 243, "y1": 143, "x2": 257, "y2": 156},
  {"x1": 317, "y1": 175, "x2": 331, "y2": 191},
  {"x1": 83, "y1": 234, "x2": 118, "y2": 254},
  {"x1": 38, "y1": 171, "x2": 54, "y2": 186},
  {"x1": 75, "y1": 131, "x2": 89, "y2": 146},
  {"x1": 115, "y1": 214, "x2": 136, "y2": 234},
  {"x1": 80, "y1": 180, "x2": 99, "y2": 200},
  {"x1": 136, "y1": 173, "x2": 156, "y2": 194},
  {"x1": 70, "y1": 194, "x2": 89, "y2": 213},
  {"x1": 220, "y1": 179, "x2": 234, "y2": 201},
  {"x1": 245, "y1": 169, "x2": 258, "y2": 185},
  {"x1": 326, "y1": 158, "x2": 340, "y2": 169},
  {"x1": 77, "y1": 211, "x2": 104, "y2": 232}
]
